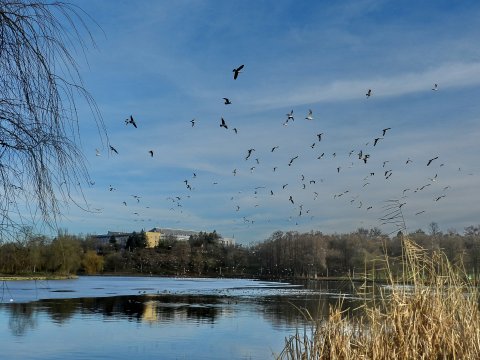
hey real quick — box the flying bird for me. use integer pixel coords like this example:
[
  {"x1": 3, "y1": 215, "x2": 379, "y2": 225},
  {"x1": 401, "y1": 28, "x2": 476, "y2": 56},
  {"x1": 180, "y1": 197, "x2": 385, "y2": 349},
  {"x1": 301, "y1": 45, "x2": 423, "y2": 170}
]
[
  {"x1": 432, "y1": 83, "x2": 438, "y2": 91},
  {"x1": 125, "y1": 115, "x2": 137, "y2": 128},
  {"x1": 288, "y1": 155, "x2": 299, "y2": 166},
  {"x1": 233, "y1": 128, "x2": 238, "y2": 134},
  {"x1": 427, "y1": 156, "x2": 438, "y2": 166},
  {"x1": 95, "y1": 148, "x2": 100, "y2": 156},
  {"x1": 109, "y1": 145, "x2": 118, "y2": 154},
  {"x1": 373, "y1": 137, "x2": 383, "y2": 146},
  {"x1": 190, "y1": 119, "x2": 196, "y2": 127},
  {"x1": 223, "y1": 97, "x2": 232, "y2": 105},
  {"x1": 366, "y1": 89, "x2": 372, "y2": 97},
  {"x1": 317, "y1": 153, "x2": 325, "y2": 159},
  {"x1": 245, "y1": 148, "x2": 255, "y2": 160},
  {"x1": 271, "y1": 146, "x2": 279, "y2": 152},
  {"x1": 233, "y1": 64, "x2": 244, "y2": 80},
  {"x1": 382, "y1": 127, "x2": 391, "y2": 136},
  {"x1": 220, "y1": 117, "x2": 228, "y2": 129},
  {"x1": 289, "y1": 196, "x2": 294, "y2": 204},
  {"x1": 317, "y1": 133, "x2": 323, "y2": 141},
  {"x1": 148, "y1": 150, "x2": 154, "y2": 157},
  {"x1": 305, "y1": 109, "x2": 313, "y2": 120},
  {"x1": 286, "y1": 110, "x2": 294, "y2": 122}
]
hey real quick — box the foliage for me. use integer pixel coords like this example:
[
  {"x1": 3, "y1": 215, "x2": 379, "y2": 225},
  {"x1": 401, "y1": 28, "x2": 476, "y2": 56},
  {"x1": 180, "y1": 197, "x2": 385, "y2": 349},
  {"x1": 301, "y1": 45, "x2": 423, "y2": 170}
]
[
  {"x1": 2, "y1": 225, "x2": 480, "y2": 280},
  {"x1": 125, "y1": 231, "x2": 147, "y2": 251},
  {"x1": 82, "y1": 250, "x2": 104, "y2": 274}
]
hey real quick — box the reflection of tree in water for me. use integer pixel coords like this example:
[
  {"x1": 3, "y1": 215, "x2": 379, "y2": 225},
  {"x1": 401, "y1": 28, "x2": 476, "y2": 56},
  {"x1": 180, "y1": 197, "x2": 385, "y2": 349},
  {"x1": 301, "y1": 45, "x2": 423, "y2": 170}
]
[
  {"x1": 6, "y1": 295, "x2": 226, "y2": 328},
  {"x1": 6, "y1": 303, "x2": 38, "y2": 336},
  {"x1": 2, "y1": 289, "x2": 361, "y2": 336}
]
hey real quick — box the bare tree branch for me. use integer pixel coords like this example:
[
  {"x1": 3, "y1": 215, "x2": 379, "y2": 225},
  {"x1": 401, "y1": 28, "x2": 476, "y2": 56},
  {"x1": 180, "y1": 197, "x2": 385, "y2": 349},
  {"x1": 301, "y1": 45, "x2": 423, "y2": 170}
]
[{"x1": 0, "y1": 1, "x2": 106, "y2": 241}]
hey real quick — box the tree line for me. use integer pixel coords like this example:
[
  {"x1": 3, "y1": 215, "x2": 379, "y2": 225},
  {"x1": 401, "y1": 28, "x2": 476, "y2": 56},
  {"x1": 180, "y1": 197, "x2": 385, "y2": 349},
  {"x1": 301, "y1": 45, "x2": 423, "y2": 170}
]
[{"x1": 2, "y1": 224, "x2": 480, "y2": 280}]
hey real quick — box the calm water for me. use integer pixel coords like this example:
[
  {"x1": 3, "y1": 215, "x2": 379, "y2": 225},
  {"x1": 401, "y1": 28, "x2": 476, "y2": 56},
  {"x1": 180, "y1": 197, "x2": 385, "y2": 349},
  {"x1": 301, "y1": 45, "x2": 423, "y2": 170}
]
[{"x1": 0, "y1": 277, "x2": 358, "y2": 359}]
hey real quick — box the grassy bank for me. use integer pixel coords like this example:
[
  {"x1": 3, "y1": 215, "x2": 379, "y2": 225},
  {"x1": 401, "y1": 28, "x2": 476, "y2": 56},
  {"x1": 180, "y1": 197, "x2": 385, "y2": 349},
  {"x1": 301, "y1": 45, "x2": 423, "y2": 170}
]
[
  {"x1": 0, "y1": 274, "x2": 78, "y2": 281},
  {"x1": 278, "y1": 237, "x2": 480, "y2": 359}
]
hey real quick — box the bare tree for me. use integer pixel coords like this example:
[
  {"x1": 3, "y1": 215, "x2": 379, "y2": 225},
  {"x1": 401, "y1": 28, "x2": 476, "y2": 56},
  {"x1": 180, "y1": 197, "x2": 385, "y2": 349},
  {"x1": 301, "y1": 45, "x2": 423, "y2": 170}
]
[{"x1": 0, "y1": 1, "x2": 106, "y2": 239}]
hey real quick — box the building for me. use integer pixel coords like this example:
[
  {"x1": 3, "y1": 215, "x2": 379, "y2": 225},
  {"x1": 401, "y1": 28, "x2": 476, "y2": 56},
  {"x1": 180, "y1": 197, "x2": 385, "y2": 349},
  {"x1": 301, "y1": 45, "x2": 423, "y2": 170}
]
[
  {"x1": 149, "y1": 228, "x2": 199, "y2": 241},
  {"x1": 93, "y1": 228, "x2": 234, "y2": 249},
  {"x1": 145, "y1": 231, "x2": 161, "y2": 248},
  {"x1": 94, "y1": 231, "x2": 131, "y2": 247}
]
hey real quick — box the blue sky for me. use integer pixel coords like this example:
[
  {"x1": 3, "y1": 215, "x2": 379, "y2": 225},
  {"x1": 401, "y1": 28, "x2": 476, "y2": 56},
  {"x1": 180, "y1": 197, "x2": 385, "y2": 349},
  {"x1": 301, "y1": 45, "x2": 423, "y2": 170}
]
[{"x1": 51, "y1": 0, "x2": 480, "y2": 244}]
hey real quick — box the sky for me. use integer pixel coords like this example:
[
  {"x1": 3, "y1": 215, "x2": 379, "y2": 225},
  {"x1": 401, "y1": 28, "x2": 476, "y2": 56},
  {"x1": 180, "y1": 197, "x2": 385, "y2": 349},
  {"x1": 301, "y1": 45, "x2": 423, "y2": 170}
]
[{"x1": 45, "y1": 0, "x2": 480, "y2": 245}]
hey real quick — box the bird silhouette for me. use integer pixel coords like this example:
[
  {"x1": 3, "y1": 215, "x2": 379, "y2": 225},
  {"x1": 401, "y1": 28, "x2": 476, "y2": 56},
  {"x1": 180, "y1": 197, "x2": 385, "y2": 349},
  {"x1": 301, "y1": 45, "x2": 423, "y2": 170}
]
[
  {"x1": 427, "y1": 156, "x2": 438, "y2": 166},
  {"x1": 95, "y1": 148, "x2": 100, "y2": 156},
  {"x1": 223, "y1": 97, "x2": 232, "y2": 104},
  {"x1": 366, "y1": 89, "x2": 372, "y2": 97},
  {"x1": 148, "y1": 150, "x2": 154, "y2": 157},
  {"x1": 432, "y1": 83, "x2": 438, "y2": 91},
  {"x1": 289, "y1": 196, "x2": 294, "y2": 204},
  {"x1": 233, "y1": 128, "x2": 238, "y2": 134},
  {"x1": 190, "y1": 119, "x2": 195, "y2": 127},
  {"x1": 220, "y1": 117, "x2": 228, "y2": 129},
  {"x1": 245, "y1": 148, "x2": 255, "y2": 160},
  {"x1": 288, "y1": 156, "x2": 299, "y2": 166},
  {"x1": 233, "y1": 64, "x2": 244, "y2": 80},
  {"x1": 125, "y1": 115, "x2": 137, "y2": 128},
  {"x1": 382, "y1": 127, "x2": 391, "y2": 136},
  {"x1": 109, "y1": 145, "x2": 118, "y2": 154},
  {"x1": 271, "y1": 146, "x2": 279, "y2": 152},
  {"x1": 317, "y1": 133, "x2": 323, "y2": 141},
  {"x1": 373, "y1": 137, "x2": 383, "y2": 146}
]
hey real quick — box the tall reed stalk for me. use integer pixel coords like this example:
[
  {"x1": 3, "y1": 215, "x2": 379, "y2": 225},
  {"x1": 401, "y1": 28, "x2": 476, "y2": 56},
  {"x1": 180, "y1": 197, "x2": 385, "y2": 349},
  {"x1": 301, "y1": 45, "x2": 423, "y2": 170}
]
[{"x1": 278, "y1": 236, "x2": 480, "y2": 359}]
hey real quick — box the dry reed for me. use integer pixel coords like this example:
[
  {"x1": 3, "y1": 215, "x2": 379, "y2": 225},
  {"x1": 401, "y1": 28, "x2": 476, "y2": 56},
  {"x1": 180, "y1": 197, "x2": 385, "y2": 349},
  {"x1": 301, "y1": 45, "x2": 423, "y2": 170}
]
[{"x1": 278, "y1": 237, "x2": 480, "y2": 359}]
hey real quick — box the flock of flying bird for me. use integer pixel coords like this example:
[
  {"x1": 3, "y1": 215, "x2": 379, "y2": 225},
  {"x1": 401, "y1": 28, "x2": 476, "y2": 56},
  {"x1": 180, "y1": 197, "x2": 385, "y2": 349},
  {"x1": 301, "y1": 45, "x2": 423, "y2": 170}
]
[{"x1": 92, "y1": 64, "x2": 458, "y2": 236}]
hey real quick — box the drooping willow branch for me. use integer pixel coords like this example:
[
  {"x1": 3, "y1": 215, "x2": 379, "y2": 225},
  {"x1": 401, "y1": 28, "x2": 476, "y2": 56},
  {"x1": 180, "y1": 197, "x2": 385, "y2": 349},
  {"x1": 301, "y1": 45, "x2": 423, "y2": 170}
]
[{"x1": 0, "y1": 1, "x2": 106, "y2": 240}]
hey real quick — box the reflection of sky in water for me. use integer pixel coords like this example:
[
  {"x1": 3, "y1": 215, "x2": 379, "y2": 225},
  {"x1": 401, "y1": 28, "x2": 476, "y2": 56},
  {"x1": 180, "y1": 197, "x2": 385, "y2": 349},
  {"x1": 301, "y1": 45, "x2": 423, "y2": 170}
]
[{"x1": 0, "y1": 277, "x2": 360, "y2": 359}]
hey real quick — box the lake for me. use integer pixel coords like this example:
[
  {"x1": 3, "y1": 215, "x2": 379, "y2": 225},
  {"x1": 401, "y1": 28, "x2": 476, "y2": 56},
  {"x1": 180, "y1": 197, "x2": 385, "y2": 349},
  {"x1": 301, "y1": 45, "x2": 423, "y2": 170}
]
[{"x1": 0, "y1": 276, "x2": 358, "y2": 359}]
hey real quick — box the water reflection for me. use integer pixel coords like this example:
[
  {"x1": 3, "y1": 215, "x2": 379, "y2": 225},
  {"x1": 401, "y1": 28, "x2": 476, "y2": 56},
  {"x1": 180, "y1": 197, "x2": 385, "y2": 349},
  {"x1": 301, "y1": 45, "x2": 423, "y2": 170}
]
[
  {"x1": 0, "y1": 279, "x2": 364, "y2": 359},
  {"x1": 7, "y1": 303, "x2": 38, "y2": 336},
  {"x1": 2, "y1": 290, "x2": 362, "y2": 337}
]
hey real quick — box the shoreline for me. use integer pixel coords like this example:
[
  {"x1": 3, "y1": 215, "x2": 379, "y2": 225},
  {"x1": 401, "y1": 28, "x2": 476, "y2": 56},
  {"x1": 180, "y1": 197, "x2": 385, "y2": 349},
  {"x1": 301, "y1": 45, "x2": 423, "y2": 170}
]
[{"x1": 0, "y1": 274, "x2": 78, "y2": 281}]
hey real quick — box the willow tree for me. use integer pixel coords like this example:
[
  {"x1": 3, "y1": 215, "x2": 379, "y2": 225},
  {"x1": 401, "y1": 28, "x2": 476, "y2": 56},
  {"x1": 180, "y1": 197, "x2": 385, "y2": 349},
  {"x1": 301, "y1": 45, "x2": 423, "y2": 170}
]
[{"x1": 0, "y1": 1, "x2": 105, "y2": 239}]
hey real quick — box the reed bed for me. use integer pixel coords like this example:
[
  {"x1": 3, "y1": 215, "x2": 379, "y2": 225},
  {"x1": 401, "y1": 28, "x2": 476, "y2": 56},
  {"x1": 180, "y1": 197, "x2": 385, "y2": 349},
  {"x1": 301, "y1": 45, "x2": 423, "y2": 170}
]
[{"x1": 278, "y1": 237, "x2": 480, "y2": 359}]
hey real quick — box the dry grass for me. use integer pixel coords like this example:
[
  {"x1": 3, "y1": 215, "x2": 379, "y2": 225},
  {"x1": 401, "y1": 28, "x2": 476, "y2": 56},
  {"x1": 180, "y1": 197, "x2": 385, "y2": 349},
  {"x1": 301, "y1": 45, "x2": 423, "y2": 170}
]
[{"x1": 278, "y1": 237, "x2": 480, "y2": 359}]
